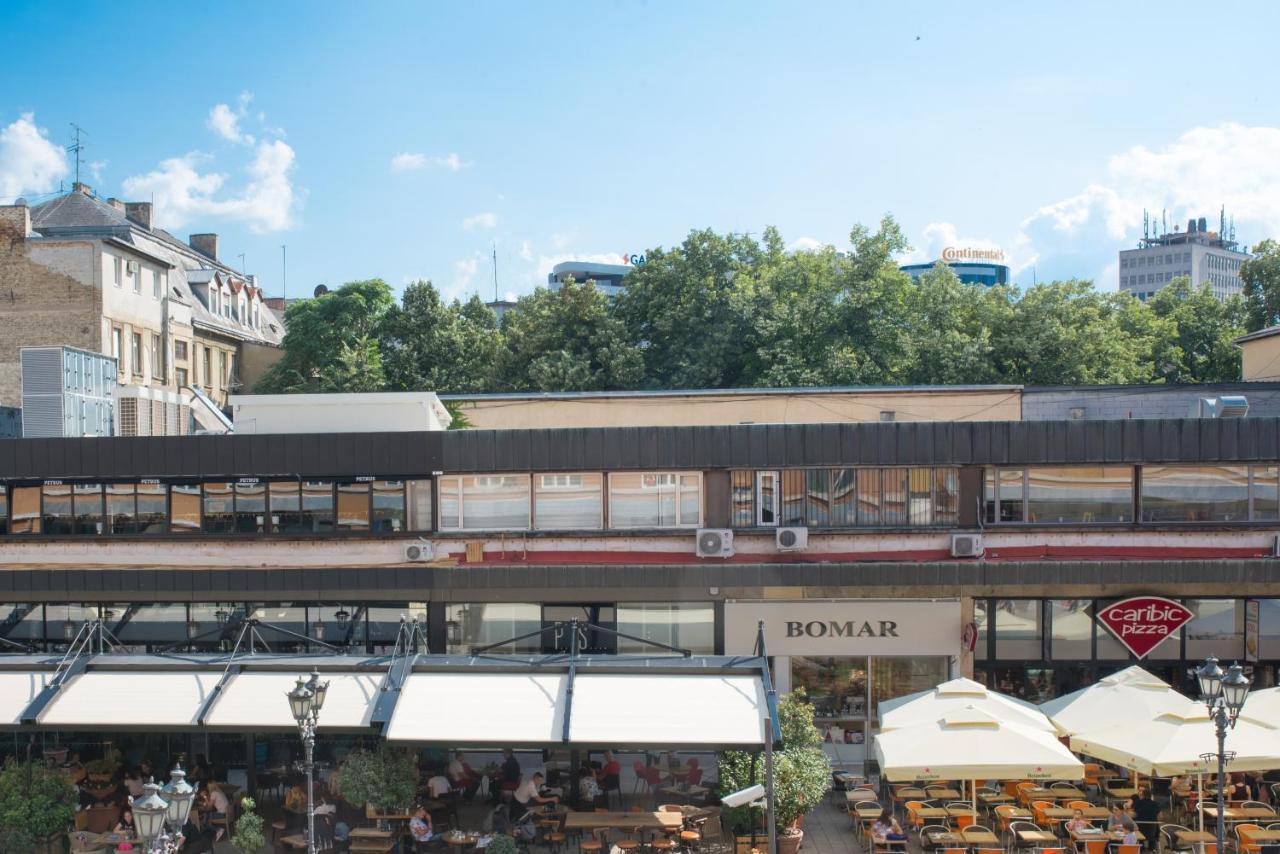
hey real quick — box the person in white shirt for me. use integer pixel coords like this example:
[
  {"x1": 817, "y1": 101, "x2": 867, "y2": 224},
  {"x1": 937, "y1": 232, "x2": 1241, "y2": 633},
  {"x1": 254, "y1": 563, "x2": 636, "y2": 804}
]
[
  {"x1": 427, "y1": 773, "x2": 452, "y2": 798},
  {"x1": 513, "y1": 772, "x2": 557, "y2": 809}
]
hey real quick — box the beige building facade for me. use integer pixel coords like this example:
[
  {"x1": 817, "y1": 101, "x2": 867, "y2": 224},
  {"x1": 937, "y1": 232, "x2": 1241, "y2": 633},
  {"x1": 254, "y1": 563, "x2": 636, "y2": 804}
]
[
  {"x1": 0, "y1": 186, "x2": 284, "y2": 430},
  {"x1": 443, "y1": 386, "x2": 1023, "y2": 429},
  {"x1": 1237, "y1": 325, "x2": 1280, "y2": 382}
]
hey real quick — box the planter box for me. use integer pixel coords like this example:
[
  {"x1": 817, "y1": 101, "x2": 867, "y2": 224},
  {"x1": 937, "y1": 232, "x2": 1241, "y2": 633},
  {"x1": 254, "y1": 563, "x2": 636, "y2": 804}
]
[{"x1": 735, "y1": 833, "x2": 770, "y2": 854}]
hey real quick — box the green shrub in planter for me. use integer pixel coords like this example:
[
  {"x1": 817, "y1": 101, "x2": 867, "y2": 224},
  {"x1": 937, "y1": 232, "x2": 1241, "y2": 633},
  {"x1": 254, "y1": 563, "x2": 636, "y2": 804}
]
[
  {"x1": 336, "y1": 745, "x2": 419, "y2": 812},
  {"x1": 486, "y1": 834, "x2": 518, "y2": 854},
  {"x1": 231, "y1": 797, "x2": 266, "y2": 854},
  {"x1": 0, "y1": 758, "x2": 78, "y2": 852},
  {"x1": 717, "y1": 690, "x2": 831, "y2": 835}
]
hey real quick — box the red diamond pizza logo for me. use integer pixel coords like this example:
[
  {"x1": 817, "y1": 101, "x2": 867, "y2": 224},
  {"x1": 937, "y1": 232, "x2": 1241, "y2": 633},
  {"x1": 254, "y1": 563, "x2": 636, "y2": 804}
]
[{"x1": 1096, "y1": 596, "x2": 1194, "y2": 659}]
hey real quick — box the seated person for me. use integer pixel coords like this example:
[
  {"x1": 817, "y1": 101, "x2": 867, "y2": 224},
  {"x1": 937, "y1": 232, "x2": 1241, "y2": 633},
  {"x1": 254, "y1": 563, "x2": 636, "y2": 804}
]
[
  {"x1": 578, "y1": 764, "x2": 601, "y2": 806},
  {"x1": 871, "y1": 808, "x2": 907, "y2": 844},
  {"x1": 594, "y1": 751, "x2": 621, "y2": 784},
  {"x1": 207, "y1": 785, "x2": 230, "y2": 842},
  {"x1": 409, "y1": 804, "x2": 436, "y2": 850},
  {"x1": 1108, "y1": 804, "x2": 1138, "y2": 845},
  {"x1": 1064, "y1": 809, "x2": 1091, "y2": 835},
  {"x1": 284, "y1": 779, "x2": 308, "y2": 813},
  {"x1": 448, "y1": 751, "x2": 481, "y2": 799},
  {"x1": 114, "y1": 808, "x2": 137, "y2": 836},
  {"x1": 427, "y1": 770, "x2": 452, "y2": 799},
  {"x1": 513, "y1": 772, "x2": 558, "y2": 809}
]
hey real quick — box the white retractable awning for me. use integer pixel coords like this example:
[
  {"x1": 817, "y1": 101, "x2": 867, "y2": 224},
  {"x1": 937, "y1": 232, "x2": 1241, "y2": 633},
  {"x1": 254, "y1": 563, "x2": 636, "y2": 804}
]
[
  {"x1": 385, "y1": 673, "x2": 567, "y2": 746},
  {"x1": 38, "y1": 672, "x2": 223, "y2": 729},
  {"x1": 384, "y1": 670, "x2": 770, "y2": 749},
  {"x1": 0, "y1": 672, "x2": 48, "y2": 728},
  {"x1": 570, "y1": 674, "x2": 766, "y2": 748},
  {"x1": 203, "y1": 672, "x2": 383, "y2": 731}
]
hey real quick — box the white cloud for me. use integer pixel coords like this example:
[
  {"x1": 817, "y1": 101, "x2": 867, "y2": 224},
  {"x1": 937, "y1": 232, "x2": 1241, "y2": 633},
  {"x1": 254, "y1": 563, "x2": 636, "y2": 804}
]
[
  {"x1": 786, "y1": 236, "x2": 827, "y2": 252},
  {"x1": 519, "y1": 239, "x2": 533, "y2": 261},
  {"x1": 0, "y1": 113, "x2": 68, "y2": 200},
  {"x1": 87, "y1": 160, "x2": 107, "y2": 183},
  {"x1": 461, "y1": 211, "x2": 497, "y2": 231},
  {"x1": 902, "y1": 221, "x2": 1012, "y2": 267},
  {"x1": 122, "y1": 138, "x2": 297, "y2": 233},
  {"x1": 390, "y1": 151, "x2": 464, "y2": 172},
  {"x1": 206, "y1": 94, "x2": 255, "y2": 146}
]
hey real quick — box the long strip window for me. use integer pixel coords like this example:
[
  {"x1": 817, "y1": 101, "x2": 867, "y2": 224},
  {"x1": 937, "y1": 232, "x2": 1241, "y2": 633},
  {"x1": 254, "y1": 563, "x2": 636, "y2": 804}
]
[
  {"x1": 731, "y1": 468, "x2": 958, "y2": 528},
  {"x1": 1140, "y1": 465, "x2": 1264, "y2": 522},
  {"x1": 608, "y1": 472, "x2": 701, "y2": 529},
  {"x1": 983, "y1": 466, "x2": 1134, "y2": 524}
]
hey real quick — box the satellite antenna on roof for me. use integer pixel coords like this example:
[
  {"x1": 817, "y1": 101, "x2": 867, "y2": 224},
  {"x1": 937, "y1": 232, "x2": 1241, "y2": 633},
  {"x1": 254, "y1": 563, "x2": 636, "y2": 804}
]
[
  {"x1": 492, "y1": 241, "x2": 499, "y2": 302},
  {"x1": 67, "y1": 124, "x2": 88, "y2": 187}
]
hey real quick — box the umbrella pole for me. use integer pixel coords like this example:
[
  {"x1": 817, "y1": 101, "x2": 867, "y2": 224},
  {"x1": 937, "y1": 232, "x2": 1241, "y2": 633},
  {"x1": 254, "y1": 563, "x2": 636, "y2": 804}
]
[
  {"x1": 1198, "y1": 771, "x2": 1204, "y2": 834},
  {"x1": 972, "y1": 778, "x2": 977, "y2": 821}
]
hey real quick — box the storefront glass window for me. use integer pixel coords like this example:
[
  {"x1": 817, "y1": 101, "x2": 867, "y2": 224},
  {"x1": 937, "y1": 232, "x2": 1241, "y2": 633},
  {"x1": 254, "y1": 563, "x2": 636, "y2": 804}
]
[
  {"x1": 444, "y1": 603, "x2": 541, "y2": 654},
  {"x1": 1186, "y1": 598, "x2": 1243, "y2": 660},
  {"x1": 41, "y1": 484, "x2": 73, "y2": 534},
  {"x1": 973, "y1": 599, "x2": 989, "y2": 660},
  {"x1": 406, "y1": 480, "x2": 433, "y2": 531},
  {"x1": 252, "y1": 603, "x2": 308, "y2": 652},
  {"x1": 136, "y1": 483, "x2": 166, "y2": 532},
  {"x1": 607, "y1": 473, "x2": 700, "y2": 529},
  {"x1": 1141, "y1": 465, "x2": 1249, "y2": 522},
  {"x1": 202, "y1": 482, "x2": 235, "y2": 533},
  {"x1": 616, "y1": 603, "x2": 714, "y2": 654},
  {"x1": 0, "y1": 604, "x2": 39, "y2": 642},
  {"x1": 870, "y1": 656, "x2": 949, "y2": 714},
  {"x1": 336, "y1": 482, "x2": 371, "y2": 531},
  {"x1": 1259, "y1": 599, "x2": 1280, "y2": 661},
  {"x1": 1049, "y1": 600, "x2": 1092, "y2": 659},
  {"x1": 105, "y1": 483, "x2": 136, "y2": 534},
  {"x1": 10, "y1": 486, "x2": 39, "y2": 534},
  {"x1": 534, "y1": 473, "x2": 603, "y2": 530},
  {"x1": 1026, "y1": 466, "x2": 1132, "y2": 523},
  {"x1": 366, "y1": 603, "x2": 427, "y2": 651},
  {"x1": 793, "y1": 656, "x2": 868, "y2": 746},
  {"x1": 300, "y1": 481, "x2": 336, "y2": 532},
  {"x1": 170, "y1": 484, "x2": 201, "y2": 533},
  {"x1": 270, "y1": 481, "x2": 303, "y2": 532},
  {"x1": 994, "y1": 599, "x2": 1041, "y2": 659},
  {"x1": 804, "y1": 470, "x2": 830, "y2": 527},
  {"x1": 438, "y1": 475, "x2": 531, "y2": 531},
  {"x1": 1253, "y1": 466, "x2": 1279, "y2": 521},
  {"x1": 999, "y1": 469, "x2": 1025, "y2": 522},
  {"x1": 0, "y1": 487, "x2": 7, "y2": 535},
  {"x1": 72, "y1": 484, "x2": 103, "y2": 535},
  {"x1": 234, "y1": 482, "x2": 266, "y2": 532},
  {"x1": 115, "y1": 604, "x2": 189, "y2": 647},
  {"x1": 371, "y1": 481, "x2": 406, "y2": 532},
  {"x1": 988, "y1": 665, "x2": 1056, "y2": 703}
]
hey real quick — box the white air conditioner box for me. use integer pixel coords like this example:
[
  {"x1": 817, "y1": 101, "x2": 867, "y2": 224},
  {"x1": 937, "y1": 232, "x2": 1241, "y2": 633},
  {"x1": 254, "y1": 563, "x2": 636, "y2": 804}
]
[
  {"x1": 695, "y1": 529, "x2": 734, "y2": 558},
  {"x1": 950, "y1": 533, "x2": 984, "y2": 558},
  {"x1": 403, "y1": 542, "x2": 435, "y2": 562},
  {"x1": 776, "y1": 526, "x2": 809, "y2": 551}
]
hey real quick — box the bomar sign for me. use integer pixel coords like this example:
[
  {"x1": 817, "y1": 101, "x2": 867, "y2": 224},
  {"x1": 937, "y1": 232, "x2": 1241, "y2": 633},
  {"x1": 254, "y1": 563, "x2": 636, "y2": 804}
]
[
  {"x1": 725, "y1": 600, "x2": 960, "y2": 657},
  {"x1": 1095, "y1": 596, "x2": 1193, "y2": 659}
]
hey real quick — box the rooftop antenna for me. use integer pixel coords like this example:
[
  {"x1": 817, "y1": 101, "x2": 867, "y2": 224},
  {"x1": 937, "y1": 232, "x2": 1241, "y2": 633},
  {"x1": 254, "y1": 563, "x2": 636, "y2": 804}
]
[
  {"x1": 1162, "y1": 209, "x2": 1166, "y2": 237},
  {"x1": 1143, "y1": 209, "x2": 1149, "y2": 240},
  {"x1": 67, "y1": 123, "x2": 88, "y2": 187},
  {"x1": 237, "y1": 253, "x2": 246, "y2": 274},
  {"x1": 280, "y1": 244, "x2": 287, "y2": 301},
  {"x1": 1220, "y1": 205, "x2": 1226, "y2": 238},
  {"x1": 492, "y1": 241, "x2": 499, "y2": 302}
]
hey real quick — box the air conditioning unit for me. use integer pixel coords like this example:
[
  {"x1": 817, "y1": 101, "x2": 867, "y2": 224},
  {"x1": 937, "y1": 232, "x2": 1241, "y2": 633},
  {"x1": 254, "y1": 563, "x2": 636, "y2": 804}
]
[
  {"x1": 126, "y1": 260, "x2": 140, "y2": 273},
  {"x1": 403, "y1": 541, "x2": 435, "y2": 562},
  {"x1": 950, "y1": 533, "x2": 984, "y2": 558},
  {"x1": 695, "y1": 528, "x2": 734, "y2": 558},
  {"x1": 776, "y1": 526, "x2": 809, "y2": 551}
]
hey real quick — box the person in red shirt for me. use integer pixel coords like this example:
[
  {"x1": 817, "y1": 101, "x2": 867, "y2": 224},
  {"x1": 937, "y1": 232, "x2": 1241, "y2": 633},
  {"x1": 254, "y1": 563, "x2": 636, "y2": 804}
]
[{"x1": 595, "y1": 751, "x2": 621, "y2": 783}]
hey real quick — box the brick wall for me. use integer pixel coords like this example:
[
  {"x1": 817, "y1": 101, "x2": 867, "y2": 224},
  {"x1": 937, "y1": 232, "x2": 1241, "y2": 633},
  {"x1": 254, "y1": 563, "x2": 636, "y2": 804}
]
[{"x1": 0, "y1": 218, "x2": 102, "y2": 407}]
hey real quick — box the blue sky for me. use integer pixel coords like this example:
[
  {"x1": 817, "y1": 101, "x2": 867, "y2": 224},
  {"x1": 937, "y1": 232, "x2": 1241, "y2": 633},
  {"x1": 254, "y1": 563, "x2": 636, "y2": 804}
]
[{"x1": 4, "y1": 1, "x2": 1280, "y2": 302}]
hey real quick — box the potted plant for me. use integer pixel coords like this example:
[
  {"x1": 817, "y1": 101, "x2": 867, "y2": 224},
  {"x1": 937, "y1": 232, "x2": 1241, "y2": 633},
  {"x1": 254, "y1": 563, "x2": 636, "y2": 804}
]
[
  {"x1": 0, "y1": 758, "x2": 78, "y2": 854},
  {"x1": 336, "y1": 745, "x2": 418, "y2": 814},
  {"x1": 231, "y1": 796, "x2": 266, "y2": 854},
  {"x1": 486, "y1": 834, "x2": 518, "y2": 854},
  {"x1": 718, "y1": 690, "x2": 831, "y2": 854},
  {"x1": 83, "y1": 758, "x2": 116, "y2": 785}
]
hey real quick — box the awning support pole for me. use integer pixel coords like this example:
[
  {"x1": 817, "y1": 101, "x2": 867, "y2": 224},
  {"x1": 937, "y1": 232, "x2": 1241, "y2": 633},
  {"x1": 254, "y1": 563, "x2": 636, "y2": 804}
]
[
  {"x1": 765, "y1": 714, "x2": 778, "y2": 854},
  {"x1": 562, "y1": 618, "x2": 579, "y2": 744}
]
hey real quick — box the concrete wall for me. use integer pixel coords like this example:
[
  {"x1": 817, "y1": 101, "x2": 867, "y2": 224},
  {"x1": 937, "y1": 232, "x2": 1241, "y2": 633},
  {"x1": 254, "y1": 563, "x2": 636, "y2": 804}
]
[
  {"x1": 1242, "y1": 336, "x2": 1280, "y2": 382},
  {"x1": 446, "y1": 388, "x2": 1023, "y2": 429},
  {"x1": 0, "y1": 230, "x2": 102, "y2": 407},
  {"x1": 1023, "y1": 383, "x2": 1280, "y2": 420},
  {"x1": 237, "y1": 340, "x2": 285, "y2": 393},
  {"x1": 229, "y1": 392, "x2": 450, "y2": 433}
]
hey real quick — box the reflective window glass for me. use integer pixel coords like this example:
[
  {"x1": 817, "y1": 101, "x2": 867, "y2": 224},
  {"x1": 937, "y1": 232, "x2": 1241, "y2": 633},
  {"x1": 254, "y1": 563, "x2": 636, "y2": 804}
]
[
  {"x1": 234, "y1": 482, "x2": 266, "y2": 532},
  {"x1": 856, "y1": 469, "x2": 881, "y2": 526},
  {"x1": 780, "y1": 470, "x2": 805, "y2": 526},
  {"x1": 136, "y1": 483, "x2": 167, "y2": 532},
  {"x1": 973, "y1": 599, "x2": 989, "y2": 660},
  {"x1": 994, "y1": 600, "x2": 1041, "y2": 659},
  {"x1": 269, "y1": 481, "x2": 303, "y2": 532},
  {"x1": 300, "y1": 481, "x2": 335, "y2": 532},
  {"x1": 72, "y1": 483, "x2": 103, "y2": 535},
  {"x1": 871, "y1": 656, "x2": 950, "y2": 713},
  {"x1": 729, "y1": 471, "x2": 754, "y2": 528},
  {"x1": 678, "y1": 474, "x2": 701, "y2": 526},
  {"x1": 170, "y1": 484, "x2": 201, "y2": 533},
  {"x1": 534, "y1": 473, "x2": 603, "y2": 530},
  {"x1": 1253, "y1": 466, "x2": 1279, "y2": 521},
  {"x1": 1049, "y1": 600, "x2": 1092, "y2": 659},
  {"x1": 831, "y1": 469, "x2": 857, "y2": 526},
  {"x1": 437, "y1": 475, "x2": 530, "y2": 530},
  {"x1": 616, "y1": 603, "x2": 714, "y2": 655},
  {"x1": 804, "y1": 470, "x2": 830, "y2": 527},
  {"x1": 607, "y1": 473, "x2": 700, "y2": 529},
  {"x1": 371, "y1": 480, "x2": 406, "y2": 532},
  {"x1": 1026, "y1": 466, "x2": 1132, "y2": 523},
  {"x1": 106, "y1": 483, "x2": 136, "y2": 534},
  {"x1": 1186, "y1": 599, "x2": 1243, "y2": 660},
  {"x1": 41, "y1": 483, "x2": 73, "y2": 534},
  {"x1": 0, "y1": 486, "x2": 7, "y2": 535},
  {"x1": 115, "y1": 604, "x2": 190, "y2": 646},
  {"x1": 999, "y1": 469, "x2": 1025, "y2": 522},
  {"x1": 1141, "y1": 466, "x2": 1249, "y2": 522},
  {"x1": 882, "y1": 468, "x2": 908, "y2": 525},
  {"x1": 908, "y1": 468, "x2": 933, "y2": 525},
  {"x1": 444, "y1": 603, "x2": 541, "y2": 654},
  {"x1": 10, "y1": 487, "x2": 40, "y2": 534},
  {"x1": 202, "y1": 482, "x2": 236, "y2": 533},
  {"x1": 405, "y1": 480, "x2": 433, "y2": 531},
  {"x1": 336, "y1": 482, "x2": 371, "y2": 531},
  {"x1": 935, "y1": 468, "x2": 959, "y2": 525}
]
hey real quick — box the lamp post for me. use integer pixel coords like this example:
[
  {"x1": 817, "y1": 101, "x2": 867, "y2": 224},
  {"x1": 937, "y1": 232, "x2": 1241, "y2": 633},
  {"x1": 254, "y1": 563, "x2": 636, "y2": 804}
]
[
  {"x1": 1196, "y1": 656, "x2": 1251, "y2": 854},
  {"x1": 287, "y1": 670, "x2": 329, "y2": 854},
  {"x1": 132, "y1": 766, "x2": 194, "y2": 853}
]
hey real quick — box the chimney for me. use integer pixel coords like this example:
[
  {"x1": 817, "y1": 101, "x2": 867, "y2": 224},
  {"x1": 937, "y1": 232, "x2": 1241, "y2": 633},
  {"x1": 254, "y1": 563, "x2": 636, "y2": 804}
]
[
  {"x1": 124, "y1": 202, "x2": 153, "y2": 230},
  {"x1": 106, "y1": 198, "x2": 126, "y2": 213},
  {"x1": 0, "y1": 198, "x2": 31, "y2": 239},
  {"x1": 189, "y1": 233, "x2": 219, "y2": 261},
  {"x1": 72, "y1": 182, "x2": 93, "y2": 196}
]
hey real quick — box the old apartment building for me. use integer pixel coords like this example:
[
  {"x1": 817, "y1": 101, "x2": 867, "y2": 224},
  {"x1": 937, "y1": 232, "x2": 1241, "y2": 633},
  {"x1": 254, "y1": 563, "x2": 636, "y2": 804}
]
[{"x1": 0, "y1": 185, "x2": 284, "y2": 432}]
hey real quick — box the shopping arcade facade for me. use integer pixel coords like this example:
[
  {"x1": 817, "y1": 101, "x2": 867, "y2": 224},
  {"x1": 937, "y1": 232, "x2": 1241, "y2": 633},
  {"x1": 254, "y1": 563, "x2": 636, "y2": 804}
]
[{"x1": 1, "y1": 419, "x2": 1280, "y2": 772}]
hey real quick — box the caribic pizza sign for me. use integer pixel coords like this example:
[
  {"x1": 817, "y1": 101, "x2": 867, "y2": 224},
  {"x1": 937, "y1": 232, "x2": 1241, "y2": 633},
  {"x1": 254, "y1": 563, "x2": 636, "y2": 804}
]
[{"x1": 1095, "y1": 596, "x2": 1194, "y2": 659}]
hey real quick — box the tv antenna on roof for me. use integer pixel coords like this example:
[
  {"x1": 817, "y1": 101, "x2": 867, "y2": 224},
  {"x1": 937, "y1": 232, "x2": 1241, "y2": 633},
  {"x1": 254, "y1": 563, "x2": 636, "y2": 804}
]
[{"x1": 67, "y1": 123, "x2": 88, "y2": 187}]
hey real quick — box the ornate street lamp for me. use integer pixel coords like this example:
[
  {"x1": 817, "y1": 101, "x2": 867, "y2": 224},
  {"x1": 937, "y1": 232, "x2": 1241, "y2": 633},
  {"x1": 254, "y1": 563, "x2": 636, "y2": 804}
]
[
  {"x1": 1197, "y1": 656, "x2": 1251, "y2": 854},
  {"x1": 286, "y1": 669, "x2": 329, "y2": 854},
  {"x1": 160, "y1": 765, "x2": 194, "y2": 832},
  {"x1": 132, "y1": 765, "x2": 194, "y2": 853}
]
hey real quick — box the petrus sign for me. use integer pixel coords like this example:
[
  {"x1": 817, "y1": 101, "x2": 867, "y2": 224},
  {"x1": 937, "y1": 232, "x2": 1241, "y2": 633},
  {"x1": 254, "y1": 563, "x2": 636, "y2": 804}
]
[{"x1": 1095, "y1": 596, "x2": 1193, "y2": 659}]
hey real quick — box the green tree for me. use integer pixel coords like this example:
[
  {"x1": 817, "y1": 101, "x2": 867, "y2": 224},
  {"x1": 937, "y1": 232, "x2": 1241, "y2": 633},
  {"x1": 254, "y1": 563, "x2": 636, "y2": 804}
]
[
  {"x1": 0, "y1": 759, "x2": 77, "y2": 852},
  {"x1": 1148, "y1": 278, "x2": 1246, "y2": 382},
  {"x1": 255, "y1": 279, "x2": 395, "y2": 392},
  {"x1": 380, "y1": 282, "x2": 501, "y2": 393},
  {"x1": 616, "y1": 229, "x2": 762, "y2": 388},
  {"x1": 717, "y1": 691, "x2": 831, "y2": 838},
  {"x1": 230, "y1": 797, "x2": 266, "y2": 854},
  {"x1": 337, "y1": 746, "x2": 419, "y2": 812},
  {"x1": 901, "y1": 264, "x2": 1011, "y2": 385},
  {"x1": 1242, "y1": 239, "x2": 1280, "y2": 332},
  {"x1": 496, "y1": 278, "x2": 643, "y2": 391},
  {"x1": 990, "y1": 280, "x2": 1157, "y2": 384}
]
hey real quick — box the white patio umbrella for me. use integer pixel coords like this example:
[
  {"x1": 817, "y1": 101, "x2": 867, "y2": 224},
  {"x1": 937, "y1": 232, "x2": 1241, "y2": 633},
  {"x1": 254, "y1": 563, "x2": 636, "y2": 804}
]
[
  {"x1": 1237, "y1": 686, "x2": 1280, "y2": 725},
  {"x1": 880, "y1": 676, "x2": 1058, "y2": 733},
  {"x1": 874, "y1": 706, "x2": 1086, "y2": 815},
  {"x1": 1041, "y1": 665, "x2": 1194, "y2": 736},
  {"x1": 1070, "y1": 708, "x2": 1280, "y2": 776}
]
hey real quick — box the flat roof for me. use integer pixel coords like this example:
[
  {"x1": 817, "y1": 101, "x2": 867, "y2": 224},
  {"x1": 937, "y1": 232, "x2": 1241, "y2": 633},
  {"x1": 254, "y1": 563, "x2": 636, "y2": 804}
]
[{"x1": 442, "y1": 384, "x2": 1023, "y2": 401}]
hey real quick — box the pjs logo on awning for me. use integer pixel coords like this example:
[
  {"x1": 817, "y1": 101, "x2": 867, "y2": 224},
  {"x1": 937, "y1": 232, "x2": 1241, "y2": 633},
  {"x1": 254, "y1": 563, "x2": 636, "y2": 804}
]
[{"x1": 1095, "y1": 596, "x2": 1193, "y2": 659}]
